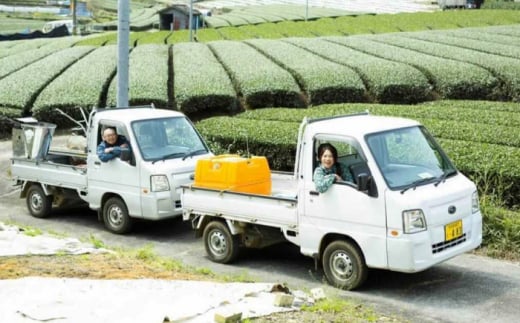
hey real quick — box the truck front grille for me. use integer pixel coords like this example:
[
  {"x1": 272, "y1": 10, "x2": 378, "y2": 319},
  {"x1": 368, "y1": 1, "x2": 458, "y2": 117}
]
[{"x1": 432, "y1": 233, "x2": 467, "y2": 254}]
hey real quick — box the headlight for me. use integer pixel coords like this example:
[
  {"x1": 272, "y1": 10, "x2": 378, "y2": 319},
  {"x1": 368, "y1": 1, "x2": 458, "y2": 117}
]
[
  {"x1": 151, "y1": 175, "x2": 170, "y2": 192},
  {"x1": 472, "y1": 191, "x2": 480, "y2": 214},
  {"x1": 403, "y1": 209, "x2": 427, "y2": 234}
]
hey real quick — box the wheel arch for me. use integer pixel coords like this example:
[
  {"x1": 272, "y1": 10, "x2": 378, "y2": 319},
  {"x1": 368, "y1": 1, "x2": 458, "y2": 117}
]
[
  {"x1": 97, "y1": 192, "x2": 126, "y2": 222},
  {"x1": 319, "y1": 233, "x2": 366, "y2": 264}
]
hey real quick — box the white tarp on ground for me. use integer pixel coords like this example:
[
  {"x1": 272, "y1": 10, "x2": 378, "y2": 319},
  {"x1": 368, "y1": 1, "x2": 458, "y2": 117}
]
[
  {"x1": 0, "y1": 222, "x2": 294, "y2": 322},
  {"x1": 0, "y1": 278, "x2": 290, "y2": 323},
  {"x1": 0, "y1": 222, "x2": 109, "y2": 256}
]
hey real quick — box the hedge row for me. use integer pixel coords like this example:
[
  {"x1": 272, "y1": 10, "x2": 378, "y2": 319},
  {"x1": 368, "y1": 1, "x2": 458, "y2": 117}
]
[
  {"x1": 328, "y1": 35, "x2": 500, "y2": 100},
  {"x1": 172, "y1": 42, "x2": 237, "y2": 114},
  {"x1": 375, "y1": 33, "x2": 520, "y2": 101},
  {"x1": 0, "y1": 46, "x2": 95, "y2": 113},
  {"x1": 32, "y1": 45, "x2": 117, "y2": 125},
  {"x1": 0, "y1": 41, "x2": 71, "y2": 79},
  {"x1": 404, "y1": 31, "x2": 520, "y2": 60},
  {"x1": 105, "y1": 44, "x2": 169, "y2": 108},
  {"x1": 244, "y1": 39, "x2": 366, "y2": 105},
  {"x1": 284, "y1": 37, "x2": 432, "y2": 103},
  {"x1": 235, "y1": 101, "x2": 520, "y2": 128},
  {"x1": 441, "y1": 27, "x2": 520, "y2": 47},
  {"x1": 195, "y1": 103, "x2": 520, "y2": 206},
  {"x1": 207, "y1": 40, "x2": 305, "y2": 109}
]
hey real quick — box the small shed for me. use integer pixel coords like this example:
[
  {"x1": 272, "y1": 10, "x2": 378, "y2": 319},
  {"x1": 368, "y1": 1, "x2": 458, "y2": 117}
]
[{"x1": 158, "y1": 5, "x2": 203, "y2": 31}]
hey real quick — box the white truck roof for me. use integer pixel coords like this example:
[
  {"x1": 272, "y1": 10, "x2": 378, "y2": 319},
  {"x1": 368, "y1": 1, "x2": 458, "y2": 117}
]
[
  {"x1": 93, "y1": 108, "x2": 184, "y2": 124},
  {"x1": 307, "y1": 114, "x2": 421, "y2": 139}
]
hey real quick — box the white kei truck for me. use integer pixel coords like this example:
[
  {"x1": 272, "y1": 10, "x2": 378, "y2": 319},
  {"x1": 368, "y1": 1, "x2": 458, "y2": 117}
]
[
  {"x1": 181, "y1": 113, "x2": 483, "y2": 290},
  {"x1": 10, "y1": 106, "x2": 212, "y2": 234}
]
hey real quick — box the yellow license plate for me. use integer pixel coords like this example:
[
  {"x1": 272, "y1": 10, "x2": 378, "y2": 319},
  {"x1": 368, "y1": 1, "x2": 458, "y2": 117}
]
[{"x1": 445, "y1": 220, "x2": 463, "y2": 241}]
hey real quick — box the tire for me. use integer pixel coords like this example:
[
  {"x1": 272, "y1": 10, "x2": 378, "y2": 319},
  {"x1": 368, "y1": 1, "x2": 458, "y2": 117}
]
[
  {"x1": 322, "y1": 240, "x2": 368, "y2": 290},
  {"x1": 203, "y1": 221, "x2": 239, "y2": 264},
  {"x1": 102, "y1": 197, "x2": 133, "y2": 234},
  {"x1": 26, "y1": 185, "x2": 53, "y2": 218}
]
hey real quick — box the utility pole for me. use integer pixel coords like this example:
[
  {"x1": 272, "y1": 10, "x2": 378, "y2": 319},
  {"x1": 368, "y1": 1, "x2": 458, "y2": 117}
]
[
  {"x1": 117, "y1": 0, "x2": 130, "y2": 108},
  {"x1": 188, "y1": 0, "x2": 193, "y2": 42},
  {"x1": 71, "y1": 0, "x2": 77, "y2": 35}
]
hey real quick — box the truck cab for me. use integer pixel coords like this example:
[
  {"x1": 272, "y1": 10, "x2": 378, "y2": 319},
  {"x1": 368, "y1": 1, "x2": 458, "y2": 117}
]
[{"x1": 297, "y1": 114, "x2": 482, "y2": 287}]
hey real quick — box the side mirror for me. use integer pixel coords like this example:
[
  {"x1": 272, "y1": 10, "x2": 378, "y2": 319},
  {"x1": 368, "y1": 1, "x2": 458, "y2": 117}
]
[
  {"x1": 120, "y1": 148, "x2": 131, "y2": 162},
  {"x1": 357, "y1": 173, "x2": 369, "y2": 191},
  {"x1": 357, "y1": 173, "x2": 378, "y2": 198}
]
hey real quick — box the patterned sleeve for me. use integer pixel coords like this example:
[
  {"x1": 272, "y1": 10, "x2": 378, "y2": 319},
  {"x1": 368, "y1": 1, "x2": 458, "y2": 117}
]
[
  {"x1": 97, "y1": 142, "x2": 115, "y2": 162},
  {"x1": 313, "y1": 167, "x2": 336, "y2": 193}
]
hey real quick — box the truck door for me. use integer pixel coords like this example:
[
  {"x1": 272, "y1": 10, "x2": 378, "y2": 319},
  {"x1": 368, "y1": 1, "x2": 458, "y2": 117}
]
[
  {"x1": 86, "y1": 122, "x2": 141, "y2": 216},
  {"x1": 299, "y1": 136, "x2": 388, "y2": 269}
]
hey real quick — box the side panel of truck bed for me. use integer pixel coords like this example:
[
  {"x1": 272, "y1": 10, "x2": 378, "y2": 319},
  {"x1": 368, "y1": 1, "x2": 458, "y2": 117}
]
[
  {"x1": 182, "y1": 172, "x2": 298, "y2": 229},
  {"x1": 11, "y1": 158, "x2": 87, "y2": 191}
]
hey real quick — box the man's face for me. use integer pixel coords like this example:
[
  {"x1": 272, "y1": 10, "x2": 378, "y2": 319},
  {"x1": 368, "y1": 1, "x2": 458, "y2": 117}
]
[{"x1": 103, "y1": 129, "x2": 117, "y2": 145}]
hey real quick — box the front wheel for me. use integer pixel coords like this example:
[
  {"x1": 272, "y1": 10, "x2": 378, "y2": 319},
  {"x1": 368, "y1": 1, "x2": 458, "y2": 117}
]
[
  {"x1": 103, "y1": 197, "x2": 132, "y2": 234},
  {"x1": 26, "y1": 185, "x2": 53, "y2": 218},
  {"x1": 203, "y1": 221, "x2": 239, "y2": 264},
  {"x1": 322, "y1": 240, "x2": 368, "y2": 290}
]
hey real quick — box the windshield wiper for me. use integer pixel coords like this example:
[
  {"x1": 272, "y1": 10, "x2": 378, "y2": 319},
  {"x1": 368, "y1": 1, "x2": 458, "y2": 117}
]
[
  {"x1": 182, "y1": 149, "x2": 207, "y2": 161},
  {"x1": 434, "y1": 170, "x2": 457, "y2": 187},
  {"x1": 400, "y1": 177, "x2": 436, "y2": 194},
  {"x1": 151, "y1": 152, "x2": 185, "y2": 164}
]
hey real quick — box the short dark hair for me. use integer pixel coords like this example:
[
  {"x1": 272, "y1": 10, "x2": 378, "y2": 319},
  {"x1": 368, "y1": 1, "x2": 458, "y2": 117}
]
[{"x1": 317, "y1": 143, "x2": 342, "y2": 176}]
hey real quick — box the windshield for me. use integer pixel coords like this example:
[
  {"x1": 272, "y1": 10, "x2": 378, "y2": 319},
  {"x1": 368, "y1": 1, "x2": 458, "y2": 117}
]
[
  {"x1": 366, "y1": 126, "x2": 456, "y2": 190},
  {"x1": 132, "y1": 116, "x2": 208, "y2": 162}
]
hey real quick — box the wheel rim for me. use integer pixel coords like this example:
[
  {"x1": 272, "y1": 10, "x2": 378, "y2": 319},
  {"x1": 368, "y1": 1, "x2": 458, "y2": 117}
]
[
  {"x1": 208, "y1": 230, "x2": 227, "y2": 256},
  {"x1": 107, "y1": 205, "x2": 124, "y2": 227},
  {"x1": 30, "y1": 192, "x2": 43, "y2": 212},
  {"x1": 330, "y1": 250, "x2": 354, "y2": 281}
]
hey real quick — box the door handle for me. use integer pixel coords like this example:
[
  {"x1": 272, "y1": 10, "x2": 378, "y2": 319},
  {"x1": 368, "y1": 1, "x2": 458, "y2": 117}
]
[
  {"x1": 309, "y1": 191, "x2": 319, "y2": 196},
  {"x1": 94, "y1": 161, "x2": 101, "y2": 166}
]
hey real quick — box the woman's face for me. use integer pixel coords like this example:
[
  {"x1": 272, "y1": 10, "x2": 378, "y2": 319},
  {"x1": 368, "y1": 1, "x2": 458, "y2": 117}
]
[{"x1": 320, "y1": 149, "x2": 335, "y2": 169}]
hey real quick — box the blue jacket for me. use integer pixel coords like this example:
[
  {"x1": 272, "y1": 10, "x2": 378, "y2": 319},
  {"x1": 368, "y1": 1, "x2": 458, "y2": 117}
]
[
  {"x1": 313, "y1": 162, "x2": 353, "y2": 193},
  {"x1": 96, "y1": 136, "x2": 131, "y2": 162}
]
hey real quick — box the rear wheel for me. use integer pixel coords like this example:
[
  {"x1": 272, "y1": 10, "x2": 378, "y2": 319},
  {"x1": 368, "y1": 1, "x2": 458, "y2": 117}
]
[
  {"x1": 103, "y1": 197, "x2": 132, "y2": 234},
  {"x1": 26, "y1": 185, "x2": 53, "y2": 218},
  {"x1": 322, "y1": 240, "x2": 368, "y2": 290},
  {"x1": 203, "y1": 221, "x2": 239, "y2": 264}
]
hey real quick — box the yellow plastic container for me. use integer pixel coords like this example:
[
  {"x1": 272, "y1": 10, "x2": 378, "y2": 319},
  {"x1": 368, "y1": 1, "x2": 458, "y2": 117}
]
[{"x1": 194, "y1": 154, "x2": 271, "y2": 195}]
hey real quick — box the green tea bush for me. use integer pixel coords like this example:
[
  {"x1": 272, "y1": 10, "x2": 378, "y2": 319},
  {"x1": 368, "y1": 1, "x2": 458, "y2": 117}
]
[
  {"x1": 207, "y1": 40, "x2": 305, "y2": 109},
  {"x1": 334, "y1": 35, "x2": 500, "y2": 100},
  {"x1": 245, "y1": 39, "x2": 366, "y2": 105},
  {"x1": 378, "y1": 33, "x2": 520, "y2": 100},
  {"x1": 285, "y1": 37, "x2": 432, "y2": 103},
  {"x1": 32, "y1": 45, "x2": 117, "y2": 126},
  {"x1": 105, "y1": 44, "x2": 169, "y2": 108},
  {"x1": 0, "y1": 46, "x2": 94, "y2": 113},
  {"x1": 172, "y1": 42, "x2": 237, "y2": 114}
]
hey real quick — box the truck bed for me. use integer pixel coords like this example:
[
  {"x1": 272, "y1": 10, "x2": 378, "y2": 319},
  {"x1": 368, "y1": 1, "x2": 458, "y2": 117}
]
[
  {"x1": 181, "y1": 172, "x2": 298, "y2": 229},
  {"x1": 11, "y1": 150, "x2": 88, "y2": 191}
]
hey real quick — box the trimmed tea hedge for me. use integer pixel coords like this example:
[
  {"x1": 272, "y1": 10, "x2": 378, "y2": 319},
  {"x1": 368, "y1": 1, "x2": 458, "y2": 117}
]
[
  {"x1": 172, "y1": 42, "x2": 237, "y2": 114},
  {"x1": 195, "y1": 102, "x2": 520, "y2": 206},
  {"x1": 207, "y1": 40, "x2": 305, "y2": 109},
  {"x1": 105, "y1": 44, "x2": 170, "y2": 108},
  {"x1": 328, "y1": 35, "x2": 500, "y2": 100},
  {"x1": 284, "y1": 37, "x2": 432, "y2": 103},
  {"x1": 245, "y1": 39, "x2": 366, "y2": 105},
  {"x1": 32, "y1": 45, "x2": 118, "y2": 125},
  {"x1": 375, "y1": 33, "x2": 520, "y2": 101},
  {"x1": 0, "y1": 46, "x2": 95, "y2": 113}
]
